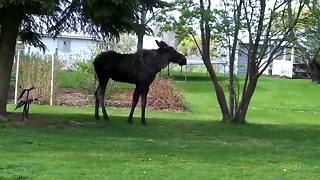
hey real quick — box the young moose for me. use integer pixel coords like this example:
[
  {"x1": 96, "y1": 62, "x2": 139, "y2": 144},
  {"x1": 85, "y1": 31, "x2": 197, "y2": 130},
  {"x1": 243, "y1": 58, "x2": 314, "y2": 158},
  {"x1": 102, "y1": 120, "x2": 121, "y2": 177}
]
[{"x1": 93, "y1": 40, "x2": 186, "y2": 125}]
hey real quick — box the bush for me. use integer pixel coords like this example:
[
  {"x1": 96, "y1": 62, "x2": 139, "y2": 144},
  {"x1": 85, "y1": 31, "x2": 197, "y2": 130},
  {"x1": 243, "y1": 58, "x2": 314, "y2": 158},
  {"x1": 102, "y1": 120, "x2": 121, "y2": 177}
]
[
  {"x1": 73, "y1": 60, "x2": 127, "y2": 99},
  {"x1": 73, "y1": 60, "x2": 97, "y2": 94}
]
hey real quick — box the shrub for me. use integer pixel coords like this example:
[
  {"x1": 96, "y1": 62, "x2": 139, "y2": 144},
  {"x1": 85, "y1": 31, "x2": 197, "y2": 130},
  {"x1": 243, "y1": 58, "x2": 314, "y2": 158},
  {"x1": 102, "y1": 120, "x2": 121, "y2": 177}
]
[
  {"x1": 73, "y1": 60, "x2": 97, "y2": 94},
  {"x1": 73, "y1": 60, "x2": 126, "y2": 100}
]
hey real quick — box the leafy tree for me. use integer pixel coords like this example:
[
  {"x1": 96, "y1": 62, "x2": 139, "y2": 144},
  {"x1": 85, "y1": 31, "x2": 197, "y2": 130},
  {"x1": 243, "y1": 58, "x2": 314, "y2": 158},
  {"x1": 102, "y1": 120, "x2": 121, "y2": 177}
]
[
  {"x1": 135, "y1": 2, "x2": 169, "y2": 50},
  {"x1": 157, "y1": 0, "x2": 199, "y2": 44},
  {"x1": 0, "y1": 0, "x2": 165, "y2": 117},
  {"x1": 177, "y1": 35, "x2": 219, "y2": 58},
  {"x1": 159, "y1": 0, "x2": 306, "y2": 123},
  {"x1": 177, "y1": 36, "x2": 201, "y2": 56},
  {"x1": 114, "y1": 34, "x2": 137, "y2": 53}
]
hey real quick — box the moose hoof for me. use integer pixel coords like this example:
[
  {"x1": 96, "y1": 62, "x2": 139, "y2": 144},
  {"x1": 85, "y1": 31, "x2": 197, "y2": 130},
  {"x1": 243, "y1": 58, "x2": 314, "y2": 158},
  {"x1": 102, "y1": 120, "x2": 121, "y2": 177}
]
[
  {"x1": 104, "y1": 117, "x2": 110, "y2": 122},
  {"x1": 141, "y1": 121, "x2": 147, "y2": 126},
  {"x1": 95, "y1": 115, "x2": 100, "y2": 120}
]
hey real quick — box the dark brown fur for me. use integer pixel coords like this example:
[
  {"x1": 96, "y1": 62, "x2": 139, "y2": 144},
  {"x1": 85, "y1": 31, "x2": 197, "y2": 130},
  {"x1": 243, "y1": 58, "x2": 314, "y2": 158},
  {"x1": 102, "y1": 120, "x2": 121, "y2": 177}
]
[{"x1": 93, "y1": 40, "x2": 186, "y2": 125}]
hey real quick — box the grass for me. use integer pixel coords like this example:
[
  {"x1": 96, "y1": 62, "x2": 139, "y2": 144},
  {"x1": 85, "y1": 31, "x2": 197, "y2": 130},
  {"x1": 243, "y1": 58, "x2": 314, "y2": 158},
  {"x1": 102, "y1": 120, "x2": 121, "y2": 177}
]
[
  {"x1": 57, "y1": 71, "x2": 79, "y2": 89},
  {"x1": 1, "y1": 72, "x2": 320, "y2": 179}
]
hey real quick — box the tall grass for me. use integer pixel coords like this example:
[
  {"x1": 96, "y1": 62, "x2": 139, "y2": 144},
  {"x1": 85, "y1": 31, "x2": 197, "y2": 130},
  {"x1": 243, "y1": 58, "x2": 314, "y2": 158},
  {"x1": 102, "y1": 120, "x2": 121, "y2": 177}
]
[{"x1": 18, "y1": 53, "x2": 61, "y2": 103}]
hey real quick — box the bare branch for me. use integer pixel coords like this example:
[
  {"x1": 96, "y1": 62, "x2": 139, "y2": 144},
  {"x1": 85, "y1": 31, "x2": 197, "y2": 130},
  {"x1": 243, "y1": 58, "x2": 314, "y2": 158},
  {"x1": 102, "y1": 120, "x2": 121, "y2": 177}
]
[
  {"x1": 189, "y1": 30, "x2": 203, "y2": 57},
  {"x1": 254, "y1": 1, "x2": 305, "y2": 77}
]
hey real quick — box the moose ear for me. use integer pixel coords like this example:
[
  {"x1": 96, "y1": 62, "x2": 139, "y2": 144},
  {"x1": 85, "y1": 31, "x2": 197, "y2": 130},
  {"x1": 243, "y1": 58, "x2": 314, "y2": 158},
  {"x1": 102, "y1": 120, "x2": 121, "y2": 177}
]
[{"x1": 155, "y1": 40, "x2": 168, "y2": 49}]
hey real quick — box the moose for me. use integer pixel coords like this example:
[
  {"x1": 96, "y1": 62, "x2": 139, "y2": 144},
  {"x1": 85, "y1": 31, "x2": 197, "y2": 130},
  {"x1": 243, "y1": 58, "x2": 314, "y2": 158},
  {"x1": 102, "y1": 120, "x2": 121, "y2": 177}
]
[{"x1": 93, "y1": 40, "x2": 186, "y2": 125}]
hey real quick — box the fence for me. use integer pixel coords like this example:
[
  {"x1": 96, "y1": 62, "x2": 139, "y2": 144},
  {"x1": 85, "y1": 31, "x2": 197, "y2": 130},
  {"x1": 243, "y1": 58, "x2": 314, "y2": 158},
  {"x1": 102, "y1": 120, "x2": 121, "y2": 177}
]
[{"x1": 12, "y1": 49, "x2": 92, "y2": 106}]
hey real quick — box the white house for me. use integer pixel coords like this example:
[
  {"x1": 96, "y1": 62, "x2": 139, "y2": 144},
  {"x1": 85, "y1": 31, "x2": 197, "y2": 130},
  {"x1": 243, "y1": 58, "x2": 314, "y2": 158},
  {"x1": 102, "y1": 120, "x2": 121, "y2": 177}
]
[
  {"x1": 19, "y1": 32, "x2": 184, "y2": 70},
  {"x1": 236, "y1": 44, "x2": 306, "y2": 78},
  {"x1": 25, "y1": 33, "x2": 100, "y2": 54},
  {"x1": 18, "y1": 33, "x2": 101, "y2": 69}
]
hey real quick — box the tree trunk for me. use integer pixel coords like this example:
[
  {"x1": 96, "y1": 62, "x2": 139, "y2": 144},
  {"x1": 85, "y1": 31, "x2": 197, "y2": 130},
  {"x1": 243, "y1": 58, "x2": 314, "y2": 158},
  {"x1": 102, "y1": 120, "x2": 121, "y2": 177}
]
[
  {"x1": 137, "y1": 32, "x2": 144, "y2": 51},
  {"x1": 204, "y1": 60, "x2": 231, "y2": 121},
  {"x1": 233, "y1": 77, "x2": 258, "y2": 123},
  {"x1": 137, "y1": 7, "x2": 147, "y2": 51},
  {"x1": 199, "y1": 0, "x2": 231, "y2": 121},
  {"x1": 0, "y1": 6, "x2": 23, "y2": 116},
  {"x1": 229, "y1": 1, "x2": 244, "y2": 118},
  {"x1": 201, "y1": 37, "x2": 230, "y2": 121}
]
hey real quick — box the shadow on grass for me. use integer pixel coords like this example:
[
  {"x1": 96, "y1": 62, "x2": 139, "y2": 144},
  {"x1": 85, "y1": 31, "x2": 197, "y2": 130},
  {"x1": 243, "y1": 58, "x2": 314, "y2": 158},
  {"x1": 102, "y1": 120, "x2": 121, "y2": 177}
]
[
  {"x1": 163, "y1": 73, "x2": 230, "y2": 82},
  {"x1": 5, "y1": 111, "x2": 320, "y2": 144}
]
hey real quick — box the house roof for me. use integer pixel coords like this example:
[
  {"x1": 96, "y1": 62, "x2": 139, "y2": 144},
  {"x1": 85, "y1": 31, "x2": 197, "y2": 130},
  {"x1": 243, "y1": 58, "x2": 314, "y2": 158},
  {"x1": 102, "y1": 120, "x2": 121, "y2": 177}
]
[{"x1": 42, "y1": 33, "x2": 101, "y2": 41}]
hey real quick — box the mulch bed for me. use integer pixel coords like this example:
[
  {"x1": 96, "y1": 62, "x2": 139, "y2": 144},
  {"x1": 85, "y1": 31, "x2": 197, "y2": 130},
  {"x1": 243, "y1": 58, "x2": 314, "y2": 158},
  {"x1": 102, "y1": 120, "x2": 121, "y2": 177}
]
[
  {"x1": 55, "y1": 87, "x2": 188, "y2": 112},
  {"x1": 8, "y1": 77, "x2": 188, "y2": 112}
]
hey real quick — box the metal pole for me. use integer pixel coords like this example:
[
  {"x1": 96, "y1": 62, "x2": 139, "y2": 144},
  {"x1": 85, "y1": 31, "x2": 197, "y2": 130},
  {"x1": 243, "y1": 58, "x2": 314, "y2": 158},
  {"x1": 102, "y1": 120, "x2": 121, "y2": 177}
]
[
  {"x1": 185, "y1": 64, "x2": 187, "y2": 81},
  {"x1": 14, "y1": 51, "x2": 21, "y2": 104},
  {"x1": 50, "y1": 52, "x2": 55, "y2": 106}
]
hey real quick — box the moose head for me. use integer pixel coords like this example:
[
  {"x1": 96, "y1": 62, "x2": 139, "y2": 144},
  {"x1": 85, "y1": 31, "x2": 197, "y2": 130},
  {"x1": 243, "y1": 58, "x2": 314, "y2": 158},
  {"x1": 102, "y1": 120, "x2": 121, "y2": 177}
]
[{"x1": 156, "y1": 40, "x2": 187, "y2": 66}]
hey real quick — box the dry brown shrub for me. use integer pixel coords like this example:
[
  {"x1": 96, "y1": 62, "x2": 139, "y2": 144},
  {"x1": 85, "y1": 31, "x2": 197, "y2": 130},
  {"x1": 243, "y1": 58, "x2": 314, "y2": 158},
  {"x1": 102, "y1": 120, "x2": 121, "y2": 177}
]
[
  {"x1": 18, "y1": 53, "x2": 60, "y2": 104},
  {"x1": 147, "y1": 76, "x2": 188, "y2": 112}
]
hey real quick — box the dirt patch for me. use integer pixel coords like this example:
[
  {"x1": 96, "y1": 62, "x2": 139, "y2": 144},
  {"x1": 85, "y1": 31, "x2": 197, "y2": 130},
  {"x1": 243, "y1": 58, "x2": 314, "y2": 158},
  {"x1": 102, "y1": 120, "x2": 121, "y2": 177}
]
[{"x1": 55, "y1": 88, "x2": 92, "y2": 106}]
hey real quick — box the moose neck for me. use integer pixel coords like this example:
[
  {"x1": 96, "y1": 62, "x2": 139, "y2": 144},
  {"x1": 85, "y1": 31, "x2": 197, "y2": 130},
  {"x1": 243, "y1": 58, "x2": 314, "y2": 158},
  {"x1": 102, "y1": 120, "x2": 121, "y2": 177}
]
[{"x1": 154, "y1": 49, "x2": 170, "y2": 72}]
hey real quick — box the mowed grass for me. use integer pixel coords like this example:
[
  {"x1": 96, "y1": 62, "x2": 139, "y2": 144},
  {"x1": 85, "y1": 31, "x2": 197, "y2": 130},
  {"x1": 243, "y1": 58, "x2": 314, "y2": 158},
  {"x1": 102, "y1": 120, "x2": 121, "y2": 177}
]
[{"x1": 1, "y1": 72, "x2": 320, "y2": 179}]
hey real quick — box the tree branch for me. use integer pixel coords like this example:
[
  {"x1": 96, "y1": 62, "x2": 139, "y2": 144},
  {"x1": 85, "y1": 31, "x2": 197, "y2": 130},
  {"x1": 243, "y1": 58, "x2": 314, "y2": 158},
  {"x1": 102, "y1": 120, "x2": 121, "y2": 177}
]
[{"x1": 189, "y1": 30, "x2": 203, "y2": 57}]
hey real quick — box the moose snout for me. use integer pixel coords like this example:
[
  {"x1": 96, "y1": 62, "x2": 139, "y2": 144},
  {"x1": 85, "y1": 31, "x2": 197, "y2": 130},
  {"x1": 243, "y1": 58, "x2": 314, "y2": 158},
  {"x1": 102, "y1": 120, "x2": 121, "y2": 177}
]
[{"x1": 180, "y1": 57, "x2": 187, "y2": 66}]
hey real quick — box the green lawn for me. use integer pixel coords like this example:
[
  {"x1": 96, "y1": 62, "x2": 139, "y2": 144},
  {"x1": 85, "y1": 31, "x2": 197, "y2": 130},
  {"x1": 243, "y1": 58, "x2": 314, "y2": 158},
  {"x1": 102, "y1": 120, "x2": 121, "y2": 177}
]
[{"x1": 1, "y1": 73, "x2": 320, "y2": 179}]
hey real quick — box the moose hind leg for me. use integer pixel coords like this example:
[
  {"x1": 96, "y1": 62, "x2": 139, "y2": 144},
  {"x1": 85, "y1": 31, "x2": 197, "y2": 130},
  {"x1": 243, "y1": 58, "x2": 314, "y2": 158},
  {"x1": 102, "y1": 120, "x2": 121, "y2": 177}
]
[
  {"x1": 94, "y1": 87, "x2": 100, "y2": 120},
  {"x1": 128, "y1": 86, "x2": 141, "y2": 124},
  {"x1": 98, "y1": 79, "x2": 109, "y2": 121},
  {"x1": 140, "y1": 86, "x2": 150, "y2": 125}
]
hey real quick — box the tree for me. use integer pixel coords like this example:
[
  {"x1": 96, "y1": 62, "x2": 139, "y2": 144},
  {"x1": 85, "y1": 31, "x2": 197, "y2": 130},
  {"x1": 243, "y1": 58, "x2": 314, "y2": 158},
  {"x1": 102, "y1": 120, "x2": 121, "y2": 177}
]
[
  {"x1": 177, "y1": 36, "x2": 201, "y2": 56},
  {"x1": 0, "y1": 0, "x2": 166, "y2": 117},
  {"x1": 159, "y1": 0, "x2": 305, "y2": 123},
  {"x1": 136, "y1": 5, "x2": 148, "y2": 51},
  {"x1": 177, "y1": 35, "x2": 219, "y2": 58},
  {"x1": 135, "y1": 2, "x2": 169, "y2": 51},
  {"x1": 114, "y1": 34, "x2": 137, "y2": 54},
  {"x1": 0, "y1": 0, "x2": 55, "y2": 118}
]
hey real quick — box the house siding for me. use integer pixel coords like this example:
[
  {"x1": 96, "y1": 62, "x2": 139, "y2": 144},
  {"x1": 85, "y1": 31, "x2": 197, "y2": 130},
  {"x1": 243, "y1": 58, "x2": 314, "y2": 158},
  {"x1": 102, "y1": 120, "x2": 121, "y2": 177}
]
[{"x1": 237, "y1": 49, "x2": 248, "y2": 75}]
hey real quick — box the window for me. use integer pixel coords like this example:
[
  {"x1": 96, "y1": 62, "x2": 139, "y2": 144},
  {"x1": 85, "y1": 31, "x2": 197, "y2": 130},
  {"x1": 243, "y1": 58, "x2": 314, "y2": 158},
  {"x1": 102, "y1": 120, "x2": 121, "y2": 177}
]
[
  {"x1": 58, "y1": 39, "x2": 71, "y2": 52},
  {"x1": 274, "y1": 47, "x2": 284, "y2": 60},
  {"x1": 285, "y1": 47, "x2": 292, "y2": 61}
]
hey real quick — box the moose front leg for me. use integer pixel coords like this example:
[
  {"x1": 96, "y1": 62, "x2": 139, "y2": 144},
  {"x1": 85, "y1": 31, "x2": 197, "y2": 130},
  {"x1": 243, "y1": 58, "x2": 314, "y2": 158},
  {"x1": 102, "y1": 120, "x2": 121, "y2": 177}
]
[
  {"x1": 128, "y1": 87, "x2": 141, "y2": 124},
  {"x1": 140, "y1": 86, "x2": 150, "y2": 125}
]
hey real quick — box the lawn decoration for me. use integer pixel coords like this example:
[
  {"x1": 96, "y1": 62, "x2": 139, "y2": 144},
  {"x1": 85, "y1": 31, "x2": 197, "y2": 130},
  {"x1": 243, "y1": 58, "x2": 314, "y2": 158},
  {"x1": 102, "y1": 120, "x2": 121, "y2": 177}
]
[{"x1": 15, "y1": 86, "x2": 38, "y2": 121}]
